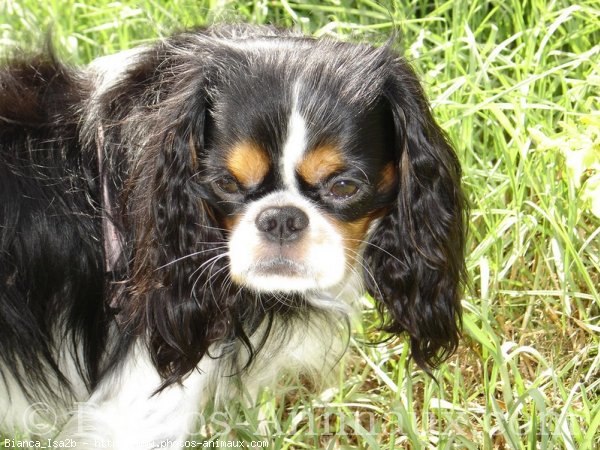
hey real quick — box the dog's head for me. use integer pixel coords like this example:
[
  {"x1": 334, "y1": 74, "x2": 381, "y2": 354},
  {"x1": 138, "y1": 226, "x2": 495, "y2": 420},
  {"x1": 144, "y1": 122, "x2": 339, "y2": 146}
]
[{"x1": 98, "y1": 26, "x2": 465, "y2": 384}]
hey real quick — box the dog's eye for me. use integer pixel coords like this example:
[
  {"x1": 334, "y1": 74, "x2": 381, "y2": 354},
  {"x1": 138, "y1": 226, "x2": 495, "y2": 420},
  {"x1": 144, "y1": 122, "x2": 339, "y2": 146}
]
[
  {"x1": 215, "y1": 177, "x2": 241, "y2": 195},
  {"x1": 329, "y1": 179, "x2": 359, "y2": 199}
]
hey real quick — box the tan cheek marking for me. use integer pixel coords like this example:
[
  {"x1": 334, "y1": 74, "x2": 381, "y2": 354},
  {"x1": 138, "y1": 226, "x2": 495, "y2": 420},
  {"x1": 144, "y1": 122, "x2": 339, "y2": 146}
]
[
  {"x1": 328, "y1": 193, "x2": 395, "y2": 261},
  {"x1": 297, "y1": 145, "x2": 345, "y2": 185},
  {"x1": 222, "y1": 215, "x2": 242, "y2": 231},
  {"x1": 226, "y1": 142, "x2": 271, "y2": 188},
  {"x1": 340, "y1": 218, "x2": 372, "y2": 248},
  {"x1": 331, "y1": 214, "x2": 380, "y2": 257}
]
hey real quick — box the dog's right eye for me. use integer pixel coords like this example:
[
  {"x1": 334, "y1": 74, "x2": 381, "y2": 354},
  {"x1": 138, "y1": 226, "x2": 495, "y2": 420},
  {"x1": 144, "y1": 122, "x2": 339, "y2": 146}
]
[{"x1": 215, "y1": 177, "x2": 241, "y2": 195}]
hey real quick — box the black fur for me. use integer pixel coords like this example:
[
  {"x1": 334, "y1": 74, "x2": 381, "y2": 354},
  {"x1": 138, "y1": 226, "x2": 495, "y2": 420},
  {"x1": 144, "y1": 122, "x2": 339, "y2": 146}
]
[
  {"x1": 364, "y1": 58, "x2": 466, "y2": 369},
  {"x1": 0, "y1": 56, "x2": 108, "y2": 396}
]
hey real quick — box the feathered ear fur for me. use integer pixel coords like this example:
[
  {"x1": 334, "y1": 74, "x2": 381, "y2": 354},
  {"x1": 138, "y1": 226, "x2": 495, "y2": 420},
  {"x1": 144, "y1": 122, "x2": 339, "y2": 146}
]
[
  {"x1": 364, "y1": 57, "x2": 466, "y2": 370},
  {"x1": 99, "y1": 47, "x2": 233, "y2": 387}
]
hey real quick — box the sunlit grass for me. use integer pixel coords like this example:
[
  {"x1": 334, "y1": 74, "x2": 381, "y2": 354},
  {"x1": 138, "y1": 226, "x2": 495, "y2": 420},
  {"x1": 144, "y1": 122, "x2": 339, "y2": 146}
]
[{"x1": 1, "y1": 0, "x2": 599, "y2": 448}]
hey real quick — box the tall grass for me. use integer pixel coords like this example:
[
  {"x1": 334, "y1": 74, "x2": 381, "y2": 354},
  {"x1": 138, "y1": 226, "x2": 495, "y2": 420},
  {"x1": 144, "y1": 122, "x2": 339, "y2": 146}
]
[{"x1": 1, "y1": 0, "x2": 599, "y2": 448}]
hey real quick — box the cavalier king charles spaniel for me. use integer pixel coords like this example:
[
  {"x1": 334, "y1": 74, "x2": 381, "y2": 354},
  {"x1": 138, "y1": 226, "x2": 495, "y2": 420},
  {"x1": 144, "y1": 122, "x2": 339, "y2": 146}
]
[{"x1": 0, "y1": 25, "x2": 465, "y2": 448}]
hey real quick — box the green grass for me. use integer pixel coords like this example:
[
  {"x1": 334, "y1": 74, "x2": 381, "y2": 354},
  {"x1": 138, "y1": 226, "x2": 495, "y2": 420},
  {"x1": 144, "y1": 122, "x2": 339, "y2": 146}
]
[{"x1": 1, "y1": 0, "x2": 599, "y2": 448}]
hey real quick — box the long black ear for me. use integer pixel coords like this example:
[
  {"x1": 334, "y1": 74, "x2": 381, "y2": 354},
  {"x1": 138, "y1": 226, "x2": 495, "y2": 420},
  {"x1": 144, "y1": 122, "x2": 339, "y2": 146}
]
[
  {"x1": 364, "y1": 57, "x2": 466, "y2": 370},
  {"x1": 115, "y1": 57, "x2": 232, "y2": 387}
]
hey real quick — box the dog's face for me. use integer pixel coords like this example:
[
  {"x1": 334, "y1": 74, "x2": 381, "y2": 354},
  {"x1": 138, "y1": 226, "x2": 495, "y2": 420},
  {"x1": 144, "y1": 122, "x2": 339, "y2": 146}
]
[
  {"x1": 109, "y1": 28, "x2": 465, "y2": 382},
  {"x1": 200, "y1": 80, "x2": 397, "y2": 294}
]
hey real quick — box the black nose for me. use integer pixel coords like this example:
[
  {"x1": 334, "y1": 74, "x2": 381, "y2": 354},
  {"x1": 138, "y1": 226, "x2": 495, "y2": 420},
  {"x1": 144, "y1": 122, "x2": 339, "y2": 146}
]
[{"x1": 255, "y1": 206, "x2": 309, "y2": 243}]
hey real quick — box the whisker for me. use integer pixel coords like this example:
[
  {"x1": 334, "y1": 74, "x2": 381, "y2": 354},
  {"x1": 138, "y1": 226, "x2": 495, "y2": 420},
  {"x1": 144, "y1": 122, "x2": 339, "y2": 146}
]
[
  {"x1": 196, "y1": 223, "x2": 230, "y2": 233},
  {"x1": 344, "y1": 246, "x2": 385, "y2": 303},
  {"x1": 189, "y1": 252, "x2": 229, "y2": 281},
  {"x1": 194, "y1": 262, "x2": 231, "y2": 309},
  {"x1": 156, "y1": 246, "x2": 229, "y2": 270},
  {"x1": 217, "y1": 199, "x2": 245, "y2": 207},
  {"x1": 187, "y1": 258, "x2": 231, "y2": 306},
  {"x1": 343, "y1": 238, "x2": 403, "y2": 266}
]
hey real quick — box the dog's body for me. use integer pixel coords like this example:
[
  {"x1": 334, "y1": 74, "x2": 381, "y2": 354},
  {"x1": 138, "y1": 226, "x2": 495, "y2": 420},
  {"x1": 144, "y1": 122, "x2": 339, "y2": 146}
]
[{"x1": 0, "y1": 25, "x2": 465, "y2": 447}]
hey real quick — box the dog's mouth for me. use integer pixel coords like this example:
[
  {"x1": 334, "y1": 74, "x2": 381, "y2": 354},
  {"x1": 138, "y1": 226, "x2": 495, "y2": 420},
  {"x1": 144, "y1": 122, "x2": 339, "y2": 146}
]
[
  {"x1": 234, "y1": 257, "x2": 321, "y2": 293},
  {"x1": 252, "y1": 257, "x2": 308, "y2": 277}
]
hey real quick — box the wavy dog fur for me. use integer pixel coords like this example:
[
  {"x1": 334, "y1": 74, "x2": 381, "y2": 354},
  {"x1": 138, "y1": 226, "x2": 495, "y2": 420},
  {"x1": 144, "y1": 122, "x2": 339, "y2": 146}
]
[{"x1": 0, "y1": 25, "x2": 465, "y2": 447}]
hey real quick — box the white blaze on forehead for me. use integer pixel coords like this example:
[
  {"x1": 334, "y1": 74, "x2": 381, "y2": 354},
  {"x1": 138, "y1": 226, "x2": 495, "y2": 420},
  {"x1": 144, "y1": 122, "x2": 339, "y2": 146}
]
[{"x1": 281, "y1": 90, "x2": 308, "y2": 191}]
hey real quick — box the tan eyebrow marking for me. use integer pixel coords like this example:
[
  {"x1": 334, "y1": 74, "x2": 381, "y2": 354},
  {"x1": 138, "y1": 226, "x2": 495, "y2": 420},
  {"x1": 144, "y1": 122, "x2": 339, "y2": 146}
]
[
  {"x1": 297, "y1": 144, "x2": 345, "y2": 185},
  {"x1": 226, "y1": 141, "x2": 271, "y2": 188}
]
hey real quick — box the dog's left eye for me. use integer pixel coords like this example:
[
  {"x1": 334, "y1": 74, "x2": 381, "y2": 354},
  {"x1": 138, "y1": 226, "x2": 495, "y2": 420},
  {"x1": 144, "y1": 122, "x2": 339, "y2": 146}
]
[
  {"x1": 328, "y1": 179, "x2": 360, "y2": 199},
  {"x1": 215, "y1": 177, "x2": 241, "y2": 195}
]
